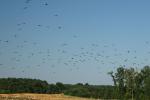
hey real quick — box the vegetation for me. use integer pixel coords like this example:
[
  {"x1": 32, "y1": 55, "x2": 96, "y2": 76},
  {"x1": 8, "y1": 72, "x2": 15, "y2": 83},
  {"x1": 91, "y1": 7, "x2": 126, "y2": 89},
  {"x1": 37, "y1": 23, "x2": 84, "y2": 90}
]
[
  {"x1": 0, "y1": 78, "x2": 115, "y2": 99},
  {"x1": 108, "y1": 66, "x2": 150, "y2": 100},
  {"x1": 0, "y1": 66, "x2": 150, "y2": 100}
]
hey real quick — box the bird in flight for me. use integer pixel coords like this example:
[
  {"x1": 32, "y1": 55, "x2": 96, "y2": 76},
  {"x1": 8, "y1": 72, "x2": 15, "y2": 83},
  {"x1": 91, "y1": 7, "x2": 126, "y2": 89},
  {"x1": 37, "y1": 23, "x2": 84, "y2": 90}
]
[{"x1": 44, "y1": 2, "x2": 48, "y2": 6}]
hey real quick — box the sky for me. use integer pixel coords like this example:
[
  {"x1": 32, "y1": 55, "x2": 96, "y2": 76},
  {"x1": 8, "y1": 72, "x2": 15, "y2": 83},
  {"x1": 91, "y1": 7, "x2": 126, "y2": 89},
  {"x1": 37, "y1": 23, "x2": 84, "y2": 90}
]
[{"x1": 1, "y1": 0, "x2": 150, "y2": 85}]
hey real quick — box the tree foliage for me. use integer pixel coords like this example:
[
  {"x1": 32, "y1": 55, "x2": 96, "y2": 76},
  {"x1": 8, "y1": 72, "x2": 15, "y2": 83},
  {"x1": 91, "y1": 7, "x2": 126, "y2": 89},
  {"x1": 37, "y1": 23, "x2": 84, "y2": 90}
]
[{"x1": 109, "y1": 66, "x2": 150, "y2": 100}]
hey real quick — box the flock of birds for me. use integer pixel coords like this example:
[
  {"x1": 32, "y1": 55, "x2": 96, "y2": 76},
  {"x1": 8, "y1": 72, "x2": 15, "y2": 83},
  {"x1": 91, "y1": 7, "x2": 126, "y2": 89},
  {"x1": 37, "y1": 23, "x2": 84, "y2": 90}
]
[{"x1": 0, "y1": 0, "x2": 150, "y2": 80}]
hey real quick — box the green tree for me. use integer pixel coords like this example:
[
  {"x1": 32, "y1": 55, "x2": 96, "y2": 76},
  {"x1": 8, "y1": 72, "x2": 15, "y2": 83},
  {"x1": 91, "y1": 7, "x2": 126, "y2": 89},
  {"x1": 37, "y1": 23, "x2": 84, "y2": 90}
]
[
  {"x1": 56, "y1": 82, "x2": 65, "y2": 92},
  {"x1": 124, "y1": 68, "x2": 137, "y2": 100},
  {"x1": 115, "y1": 67, "x2": 126, "y2": 99},
  {"x1": 140, "y1": 66, "x2": 150, "y2": 99}
]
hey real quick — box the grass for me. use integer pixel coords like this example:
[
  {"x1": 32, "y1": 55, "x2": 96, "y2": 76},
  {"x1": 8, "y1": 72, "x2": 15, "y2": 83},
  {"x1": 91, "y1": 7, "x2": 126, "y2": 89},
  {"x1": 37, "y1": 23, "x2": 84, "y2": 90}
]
[{"x1": 0, "y1": 93, "x2": 97, "y2": 100}]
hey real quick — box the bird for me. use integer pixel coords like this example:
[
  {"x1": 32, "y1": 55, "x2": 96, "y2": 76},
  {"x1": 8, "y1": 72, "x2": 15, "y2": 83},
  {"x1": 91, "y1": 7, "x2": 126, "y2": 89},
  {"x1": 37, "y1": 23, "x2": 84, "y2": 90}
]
[
  {"x1": 54, "y1": 14, "x2": 58, "y2": 17},
  {"x1": 43, "y1": 2, "x2": 48, "y2": 6},
  {"x1": 17, "y1": 23, "x2": 21, "y2": 26},
  {"x1": 145, "y1": 41, "x2": 149, "y2": 44},
  {"x1": 14, "y1": 34, "x2": 17, "y2": 38},
  {"x1": 73, "y1": 35, "x2": 78, "y2": 38},
  {"x1": 61, "y1": 43, "x2": 68, "y2": 46},
  {"x1": 58, "y1": 26, "x2": 62, "y2": 29},
  {"x1": 37, "y1": 24, "x2": 42, "y2": 27},
  {"x1": 23, "y1": 7, "x2": 28, "y2": 10},
  {"x1": 25, "y1": 0, "x2": 32, "y2": 4},
  {"x1": 4, "y1": 40, "x2": 9, "y2": 43},
  {"x1": 22, "y1": 22, "x2": 26, "y2": 25}
]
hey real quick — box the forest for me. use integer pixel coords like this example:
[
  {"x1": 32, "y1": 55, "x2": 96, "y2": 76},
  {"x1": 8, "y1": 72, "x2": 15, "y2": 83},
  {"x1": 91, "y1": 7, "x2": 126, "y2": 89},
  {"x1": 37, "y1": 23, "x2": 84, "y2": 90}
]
[{"x1": 0, "y1": 66, "x2": 150, "y2": 100}]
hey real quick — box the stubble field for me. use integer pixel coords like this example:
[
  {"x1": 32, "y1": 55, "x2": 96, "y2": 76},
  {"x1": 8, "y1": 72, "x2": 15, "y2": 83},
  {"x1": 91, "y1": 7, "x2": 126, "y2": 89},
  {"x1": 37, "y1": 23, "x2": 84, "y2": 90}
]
[{"x1": 0, "y1": 93, "x2": 97, "y2": 100}]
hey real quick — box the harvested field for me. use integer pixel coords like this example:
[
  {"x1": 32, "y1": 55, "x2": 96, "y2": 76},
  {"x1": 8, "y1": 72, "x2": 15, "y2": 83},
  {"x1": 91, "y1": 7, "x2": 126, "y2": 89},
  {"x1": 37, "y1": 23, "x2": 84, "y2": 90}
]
[{"x1": 0, "y1": 93, "x2": 97, "y2": 100}]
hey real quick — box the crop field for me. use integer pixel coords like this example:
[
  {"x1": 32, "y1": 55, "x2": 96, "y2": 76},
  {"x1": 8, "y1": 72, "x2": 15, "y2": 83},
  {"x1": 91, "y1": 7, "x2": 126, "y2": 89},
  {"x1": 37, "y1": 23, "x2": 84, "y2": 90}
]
[{"x1": 0, "y1": 93, "x2": 97, "y2": 100}]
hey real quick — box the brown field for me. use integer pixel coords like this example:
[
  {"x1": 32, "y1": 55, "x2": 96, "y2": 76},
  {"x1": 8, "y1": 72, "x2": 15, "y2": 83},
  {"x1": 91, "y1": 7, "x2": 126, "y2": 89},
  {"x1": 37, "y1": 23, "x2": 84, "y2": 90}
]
[{"x1": 0, "y1": 93, "x2": 98, "y2": 100}]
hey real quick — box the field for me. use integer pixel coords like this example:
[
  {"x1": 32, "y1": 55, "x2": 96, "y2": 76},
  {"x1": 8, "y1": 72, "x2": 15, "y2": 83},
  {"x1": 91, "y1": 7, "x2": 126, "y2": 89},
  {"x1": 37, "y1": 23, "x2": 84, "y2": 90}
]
[{"x1": 0, "y1": 93, "x2": 97, "y2": 100}]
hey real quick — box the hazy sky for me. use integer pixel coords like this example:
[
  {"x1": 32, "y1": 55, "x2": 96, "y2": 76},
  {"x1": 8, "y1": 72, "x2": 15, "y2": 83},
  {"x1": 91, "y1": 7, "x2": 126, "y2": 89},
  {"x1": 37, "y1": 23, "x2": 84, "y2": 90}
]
[{"x1": 1, "y1": 0, "x2": 150, "y2": 85}]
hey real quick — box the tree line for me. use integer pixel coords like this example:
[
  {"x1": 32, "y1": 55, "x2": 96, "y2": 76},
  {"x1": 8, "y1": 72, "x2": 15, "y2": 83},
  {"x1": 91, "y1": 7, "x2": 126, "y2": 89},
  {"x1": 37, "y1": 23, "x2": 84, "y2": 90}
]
[
  {"x1": 0, "y1": 78, "x2": 115, "y2": 99},
  {"x1": 0, "y1": 66, "x2": 150, "y2": 99}
]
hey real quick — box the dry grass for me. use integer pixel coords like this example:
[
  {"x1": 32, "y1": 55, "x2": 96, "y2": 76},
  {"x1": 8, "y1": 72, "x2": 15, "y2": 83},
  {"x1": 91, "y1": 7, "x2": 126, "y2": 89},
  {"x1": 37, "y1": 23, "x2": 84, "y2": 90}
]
[{"x1": 0, "y1": 93, "x2": 97, "y2": 100}]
